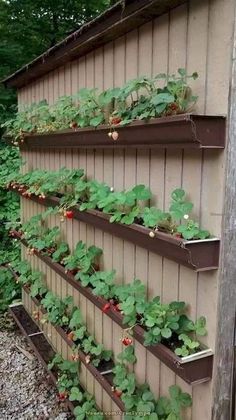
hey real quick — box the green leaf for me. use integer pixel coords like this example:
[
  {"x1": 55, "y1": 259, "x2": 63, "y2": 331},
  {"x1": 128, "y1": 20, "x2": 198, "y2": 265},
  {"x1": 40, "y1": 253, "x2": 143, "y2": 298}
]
[
  {"x1": 74, "y1": 326, "x2": 86, "y2": 340},
  {"x1": 169, "y1": 385, "x2": 180, "y2": 400},
  {"x1": 74, "y1": 406, "x2": 86, "y2": 419},
  {"x1": 91, "y1": 344, "x2": 103, "y2": 356},
  {"x1": 132, "y1": 184, "x2": 152, "y2": 201},
  {"x1": 178, "y1": 68, "x2": 187, "y2": 77},
  {"x1": 122, "y1": 395, "x2": 136, "y2": 410},
  {"x1": 166, "y1": 413, "x2": 179, "y2": 420},
  {"x1": 136, "y1": 400, "x2": 155, "y2": 414},
  {"x1": 149, "y1": 414, "x2": 159, "y2": 420},
  {"x1": 90, "y1": 114, "x2": 104, "y2": 127},
  {"x1": 161, "y1": 328, "x2": 172, "y2": 339},
  {"x1": 142, "y1": 390, "x2": 155, "y2": 402},
  {"x1": 171, "y1": 189, "x2": 185, "y2": 202},
  {"x1": 145, "y1": 317, "x2": 156, "y2": 328},
  {"x1": 69, "y1": 309, "x2": 83, "y2": 329},
  {"x1": 152, "y1": 327, "x2": 161, "y2": 336},
  {"x1": 117, "y1": 346, "x2": 137, "y2": 364},
  {"x1": 151, "y1": 93, "x2": 175, "y2": 105},
  {"x1": 179, "y1": 392, "x2": 192, "y2": 407}
]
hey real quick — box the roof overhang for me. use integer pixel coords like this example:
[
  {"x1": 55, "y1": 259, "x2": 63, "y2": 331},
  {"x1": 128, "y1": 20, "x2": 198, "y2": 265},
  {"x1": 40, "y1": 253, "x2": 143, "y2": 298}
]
[{"x1": 3, "y1": 0, "x2": 187, "y2": 89}]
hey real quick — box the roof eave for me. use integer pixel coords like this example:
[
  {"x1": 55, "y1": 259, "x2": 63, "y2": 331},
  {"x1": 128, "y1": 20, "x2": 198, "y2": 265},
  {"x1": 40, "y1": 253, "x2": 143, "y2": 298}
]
[{"x1": 3, "y1": 0, "x2": 187, "y2": 89}]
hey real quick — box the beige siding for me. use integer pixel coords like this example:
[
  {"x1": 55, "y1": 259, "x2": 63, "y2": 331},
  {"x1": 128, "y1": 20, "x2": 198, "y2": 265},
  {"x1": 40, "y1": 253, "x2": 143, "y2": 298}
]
[{"x1": 18, "y1": 1, "x2": 235, "y2": 418}]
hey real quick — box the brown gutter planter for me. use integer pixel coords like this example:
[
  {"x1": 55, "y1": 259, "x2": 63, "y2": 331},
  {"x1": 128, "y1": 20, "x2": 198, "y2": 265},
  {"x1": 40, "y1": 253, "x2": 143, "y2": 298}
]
[
  {"x1": 14, "y1": 241, "x2": 214, "y2": 385},
  {"x1": 12, "y1": 275, "x2": 125, "y2": 411},
  {"x1": 9, "y1": 187, "x2": 220, "y2": 271},
  {"x1": 8, "y1": 303, "x2": 76, "y2": 415},
  {"x1": 18, "y1": 114, "x2": 226, "y2": 150},
  {"x1": 18, "y1": 192, "x2": 220, "y2": 272}
]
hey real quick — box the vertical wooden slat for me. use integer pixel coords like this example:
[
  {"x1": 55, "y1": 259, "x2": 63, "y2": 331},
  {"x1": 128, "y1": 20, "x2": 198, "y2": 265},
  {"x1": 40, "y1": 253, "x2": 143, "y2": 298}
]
[
  {"x1": 159, "y1": 3, "x2": 187, "y2": 396},
  {"x1": 93, "y1": 47, "x2": 105, "y2": 408}
]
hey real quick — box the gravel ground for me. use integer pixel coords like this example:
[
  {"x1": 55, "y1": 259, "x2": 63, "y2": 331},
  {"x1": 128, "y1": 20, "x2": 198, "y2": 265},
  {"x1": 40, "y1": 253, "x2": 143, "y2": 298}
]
[{"x1": 0, "y1": 314, "x2": 72, "y2": 420}]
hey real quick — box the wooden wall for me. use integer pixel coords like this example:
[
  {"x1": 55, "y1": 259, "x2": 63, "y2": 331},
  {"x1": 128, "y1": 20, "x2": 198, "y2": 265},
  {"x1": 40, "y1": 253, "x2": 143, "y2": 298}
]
[{"x1": 18, "y1": 0, "x2": 235, "y2": 418}]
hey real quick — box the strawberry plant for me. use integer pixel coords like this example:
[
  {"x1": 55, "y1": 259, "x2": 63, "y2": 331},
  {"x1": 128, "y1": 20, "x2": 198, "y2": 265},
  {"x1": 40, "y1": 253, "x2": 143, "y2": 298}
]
[
  {"x1": 29, "y1": 272, "x2": 48, "y2": 298},
  {"x1": 41, "y1": 292, "x2": 72, "y2": 326},
  {"x1": 113, "y1": 346, "x2": 192, "y2": 419},
  {"x1": 74, "y1": 88, "x2": 106, "y2": 128},
  {"x1": 13, "y1": 257, "x2": 113, "y2": 369},
  {"x1": 7, "y1": 167, "x2": 84, "y2": 199},
  {"x1": 142, "y1": 188, "x2": 209, "y2": 239},
  {"x1": 12, "y1": 253, "x2": 194, "y2": 419},
  {"x1": 78, "y1": 180, "x2": 110, "y2": 211},
  {"x1": 49, "y1": 353, "x2": 80, "y2": 377},
  {"x1": 68, "y1": 308, "x2": 112, "y2": 367},
  {"x1": 49, "y1": 96, "x2": 79, "y2": 131},
  {"x1": 87, "y1": 270, "x2": 116, "y2": 299},
  {"x1": 27, "y1": 226, "x2": 60, "y2": 254},
  {"x1": 13, "y1": 210, "x2": 209, "y2": 358},
  {"x1": 48, "y1": 354, "x2": 103, "y2": 419},
  {"x1": 14, "y1": 263, "x2": 47, "y2": 298},
  {"x1": 52, "y1": 242, "x2": 70, "y2": 263},
  {"x1": 2, "y1": 69, "x2": 198, "y2": 141},
  {"x1": 73, "y1": 399, "x2": 104, "y2": 420},
  {"x1": 115, "y1": 279, "x2": 146, "y2": 326},
  {"x1": 0, "y1": 267, "x2": 20, "y2": 312},
  {"x1": 9, "y1": 167, "x2": 211, "y2": 240},
  {"x1": 116, "y1": 345, "x2": 137, "y2": 364},
  {"x1": 155, "y1": 385, "x2": 192, "y2": 420},
  {"x1": 97, "y1": 184, "x2": 151, "y2": 224},
  {"x1": 177, "y1": 220, "x2": 210, "y2": 240},
  {"x1": 63, "y1": 241, "x2": 102, "y2": 275}
]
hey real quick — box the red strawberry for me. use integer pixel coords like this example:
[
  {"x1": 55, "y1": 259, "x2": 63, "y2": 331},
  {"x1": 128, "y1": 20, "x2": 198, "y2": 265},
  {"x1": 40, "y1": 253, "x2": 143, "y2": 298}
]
[
  {"x1": 65, "y1": 210, "x2": 74, "y2": 219},
  {"x1": 70, "y1": 121, "x2": 78, "y2": 130},
  {"x1": 169, "y1": 103, "x2": 178, "y2": 111},
  {"x1": 175, "y1": 233, "x2": 182, "y2": 239},
  {"x1": 58, "y1": 392, "x2": 68, "y2": 401},
  {"x1": 102, "y1": 303, "x2": 111, "y2": 313},
  {"x1": 122, "y1": 337, "x2": 133, "y2": 346},
  {"x1": 113, "y1": 389, "x2": 122, "y2": 398},
  {"x1": 111, "y1": 117, "x2": 121, "y2": 125}
]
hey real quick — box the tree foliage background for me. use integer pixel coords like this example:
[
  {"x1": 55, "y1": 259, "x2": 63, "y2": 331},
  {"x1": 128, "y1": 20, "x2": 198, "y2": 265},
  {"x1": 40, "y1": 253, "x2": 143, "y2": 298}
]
[
  {"x1": 0, "y1": 0, "x2": 116, "y2": 121},
  {"x1": 0, "y1": 0, "x2": 117, "y2": 311}
]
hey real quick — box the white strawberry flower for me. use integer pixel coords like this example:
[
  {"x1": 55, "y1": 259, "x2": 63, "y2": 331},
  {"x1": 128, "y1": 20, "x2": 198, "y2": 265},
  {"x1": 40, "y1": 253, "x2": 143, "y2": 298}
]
[{"x1": 184, "y1": 214, "x2": 189, "y2": 220}]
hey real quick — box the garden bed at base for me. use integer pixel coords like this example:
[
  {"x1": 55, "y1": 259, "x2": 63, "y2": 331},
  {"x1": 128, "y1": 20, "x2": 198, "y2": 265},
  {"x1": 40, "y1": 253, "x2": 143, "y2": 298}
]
[{"x1": 8, "y1": 303, "x2": 76, "y2": 416}]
